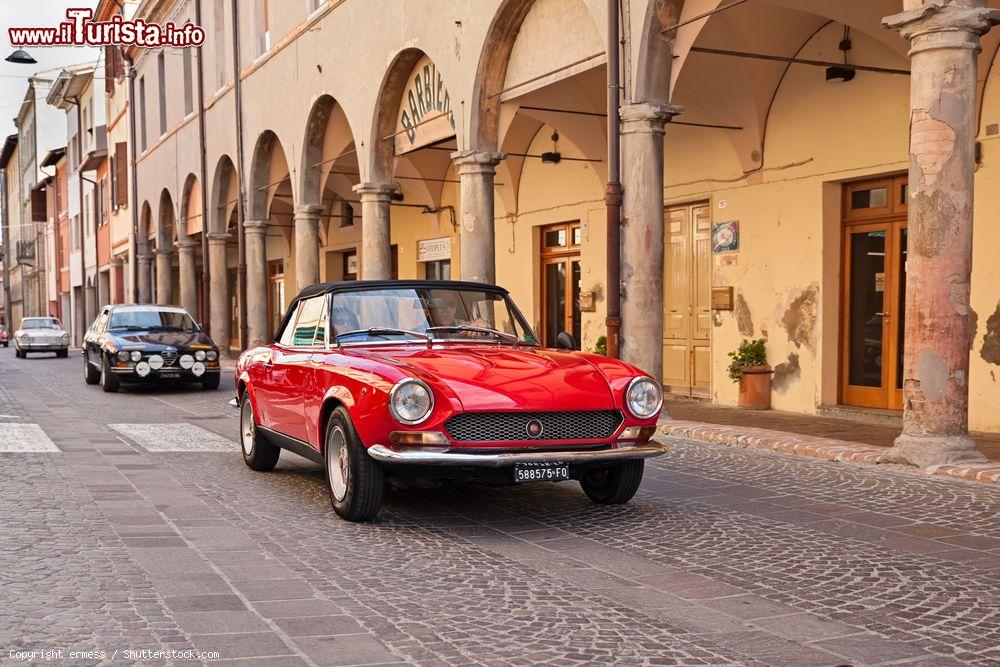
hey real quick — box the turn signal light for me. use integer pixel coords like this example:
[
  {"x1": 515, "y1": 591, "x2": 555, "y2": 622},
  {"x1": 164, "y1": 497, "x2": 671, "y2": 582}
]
[
  {"x1": 618, "y1": 426, "x2": 656, "y2": 442},
  {"x1": 389, "y1": 431, "x2": 449, "y2": 446}
]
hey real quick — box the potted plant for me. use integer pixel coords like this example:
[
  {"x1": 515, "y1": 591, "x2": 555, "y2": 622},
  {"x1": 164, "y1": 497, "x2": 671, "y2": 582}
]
[{"x1": 727, "y1": 338, "x2": 772, "y2": 410}]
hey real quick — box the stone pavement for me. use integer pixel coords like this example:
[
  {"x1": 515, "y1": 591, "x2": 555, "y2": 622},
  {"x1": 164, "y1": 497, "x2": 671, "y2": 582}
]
[
  {"x1": 663, "y1": 398, "x2": 1000, "y2": 485},
  {"x1": 1, "y1": 349, "x2": 999, "y2": 665}
]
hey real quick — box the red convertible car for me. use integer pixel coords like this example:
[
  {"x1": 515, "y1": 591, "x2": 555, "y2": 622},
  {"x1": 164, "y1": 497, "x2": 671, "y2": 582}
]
[{"x1": 235, "y1": 280, "x2": 666, "y2": 521}]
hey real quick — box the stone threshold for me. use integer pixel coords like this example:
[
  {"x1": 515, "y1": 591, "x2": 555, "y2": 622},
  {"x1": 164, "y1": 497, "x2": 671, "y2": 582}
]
[{"x1": 658, "y1": 419, "x2": 1000, "y2": 486}]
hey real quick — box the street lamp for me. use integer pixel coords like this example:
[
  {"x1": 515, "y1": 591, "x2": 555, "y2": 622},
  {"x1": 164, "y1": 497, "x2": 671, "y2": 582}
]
[{"x1": 5, "y1": 49, "x2": 38, "y2": 65}]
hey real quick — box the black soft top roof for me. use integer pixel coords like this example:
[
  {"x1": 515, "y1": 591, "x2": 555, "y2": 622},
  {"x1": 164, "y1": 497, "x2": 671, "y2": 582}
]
[{"x1": 293, "y1": 280, "x2": 510, "y2": 302}]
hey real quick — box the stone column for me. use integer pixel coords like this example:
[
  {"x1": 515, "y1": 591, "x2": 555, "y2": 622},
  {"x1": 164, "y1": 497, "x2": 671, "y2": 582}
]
[
  {"x1": 294, "y1": 204, "x2": 323, "y2": 291},
  {"x1": 154, "y1": 248, "x2": 173, "y2": 305},
  {"x1": 207, "y1": 232, "x2": 230, "y2": 349},
  {"x1": 137, "y1": 253, "x2": 152, "y2": 304},
  {"x1": 452, "y1": 151, "x2": 503, "y2": 284},
  {"x1": 109, "y1": 257, "x2": 123, "y2": 305},
  {"x1": 619, "y1": 102, "x2": 681, "y2": 382},
  {"x1": 353, "y1": 183, "x2": 397, "y2": 279},
  {"x1": 244, "y1": 220, "x2": 270, "y2": 348},
  {"x1": 881, "y1": 1, "x2": 1000, "y2": 467},
  {"x1": 176, "y1": 239, "x2": 198, "y2": 317}
]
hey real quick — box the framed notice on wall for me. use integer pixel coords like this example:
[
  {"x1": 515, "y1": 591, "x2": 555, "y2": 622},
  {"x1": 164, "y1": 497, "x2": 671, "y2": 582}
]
[{"x1": 712, "y1": 220, "x2": 739, "y2": 254}]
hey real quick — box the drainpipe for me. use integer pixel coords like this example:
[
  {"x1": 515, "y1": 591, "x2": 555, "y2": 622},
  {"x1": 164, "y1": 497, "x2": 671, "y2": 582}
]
[
  {"x1": 126, "y1": 53, "x2": 141, "y2": 304},
  {"x1": 231, "y1": 0, "x2": 248, "y2": 350},
  {"x1": 195, "y1": 0, "x2": 210, "y2": 331},
  {"x1": 1, "y1": 171, "x2": 11, "y2": 331},
  {"x1": 74, "y1": 97, "x2": 88, "y2": 339},
  {"x1": 605, "y1": 0, "x2": 623, "y2": 359}
]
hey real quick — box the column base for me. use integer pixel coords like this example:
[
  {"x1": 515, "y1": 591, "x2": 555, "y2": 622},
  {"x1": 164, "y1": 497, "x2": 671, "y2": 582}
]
[{"x1": 880, "y1": 432, "x2": 985, "y2": 468}]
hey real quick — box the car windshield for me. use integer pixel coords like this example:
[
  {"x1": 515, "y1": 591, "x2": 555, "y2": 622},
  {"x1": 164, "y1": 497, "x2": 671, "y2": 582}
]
[
  {"x1": 22, "y1": 318, "x2": 61, "y2": 330},
  {"x1": 108, "y1": 310, "x2": 198, "y2": 333},
  {"x1": 329, "y1": 287, "x2": 538, "y2": 345}
]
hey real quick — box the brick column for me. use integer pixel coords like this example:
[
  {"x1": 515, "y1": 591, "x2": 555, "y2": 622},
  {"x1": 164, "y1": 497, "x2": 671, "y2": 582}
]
[
  {"x1": 452, "y1": 150, "x2": 503, "y2": 284},
  {"x1": 137, "y1": 253, "x2": 152, "y2": 304},
  {"x1": 353, "y1": 183, "x2": 396, "y2": 279},
  {"x1": 882, "y1": 1, "x2": 1000, "y2": 467},
  {"x1": 207, "y1": 232, "x2": 230, "y2": 350},
  {"x1": 176, "y1": 239, "x2": 198, "y2": 317},
  {"x1": 619, "y1": 102, "x2": 681, "y2": 382},
  {"x1": 294, "y1": 204, "x2": 323, "y2": 291},
  {"x1": 244, "y1": 220, "x2": 270, "y2": 348},
  {"x1": 154, "y1": 248, "x2": 173, "y2": 305}
]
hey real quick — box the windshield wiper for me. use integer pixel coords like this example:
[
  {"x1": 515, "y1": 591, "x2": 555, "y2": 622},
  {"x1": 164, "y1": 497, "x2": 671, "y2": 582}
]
[
  {"x1": 334, "y1": 327, "x2": 431, "y2": 349},
  {"x1": 425, "y1": 325, "x2": 521, "y2": 344},
  {"x1": 108, "y1": 325, "x2": 147, "y2": 332}
]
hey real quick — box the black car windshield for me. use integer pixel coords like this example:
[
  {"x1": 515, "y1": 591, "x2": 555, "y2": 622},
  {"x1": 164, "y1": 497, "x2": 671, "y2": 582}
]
[
  {"x1": 108, "y1": 310, "x2": 198, "y2": 332},
  {"x1": 329, "y1": 287, "x2": 538, "y2": 345},
  {"x1": 22, "y1": 318, "x2": 61, "y2": 330}
]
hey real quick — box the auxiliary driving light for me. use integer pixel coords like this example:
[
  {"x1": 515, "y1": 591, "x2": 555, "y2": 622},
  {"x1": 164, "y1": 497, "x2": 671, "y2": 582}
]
[
  {"x1": 191, "y1": 361, "x2": 206, "y2": 377},
  {"x1": 148, "y1": 355, "x2": 164, "y2": 370},
  {"x1": 194, "y1": 350, "x2": 206, "y2": 361},
  {"x1": 179, "y1": 354, "x2": 194, "y2": 369},
  {"x1": 130, "y1": 350, "x2": 142, "y2": 362},
  {"x1": 135, "y1": 361, "x2": 151, "y2": 377}
]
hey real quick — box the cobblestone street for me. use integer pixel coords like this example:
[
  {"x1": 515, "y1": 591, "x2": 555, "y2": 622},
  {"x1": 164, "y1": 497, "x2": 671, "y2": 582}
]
[{"x1": 2, "y1": 348, "x2": 999, "y2": 666}]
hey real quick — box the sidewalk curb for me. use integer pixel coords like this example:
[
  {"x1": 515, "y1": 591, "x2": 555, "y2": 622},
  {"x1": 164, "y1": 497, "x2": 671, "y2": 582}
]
[{"x1": 658, "y1": 419, "x2": 1000, "y2": 486}]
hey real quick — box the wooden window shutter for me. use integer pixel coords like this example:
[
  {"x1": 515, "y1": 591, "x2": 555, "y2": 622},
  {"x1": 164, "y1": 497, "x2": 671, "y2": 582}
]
[
  {"x1": 31, "y1": 187, "x2": 47, "y2": 222},
  {"x1": 115, "y1": 142, "x2": 128, "y2": 206},
  {"x1": 105, "y1": 46, "x2": 115, "y2": 94}
]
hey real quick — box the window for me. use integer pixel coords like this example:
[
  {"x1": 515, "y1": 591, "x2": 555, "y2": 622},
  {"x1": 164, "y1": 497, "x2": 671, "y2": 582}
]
[
  {"x1": 213, "y1": 0, "x2": 227, "y2": 89},
  {"x1": 290, "y1": 296, "x2": 327, "y2": 347},
  {"x1": 424, "y1": 260, "x2": 451, "y2": 281},
  {"x1": 309, "y1": 0, "x2": 324, "y2": 12},
  {"x1": 157, "y1": 52, "x2": 167, "y2": 136},
  {"x1": 139, "y1": 76, "x2": 147, "y2": 151},
  {"x1": 277, "y1": 302, "x2": 299, "y2": 346},
  {"x1": 253, "y1": 0, "x2": 271, "y2": 57},
  {"x1": 182, "y1": 48, "x2": 194, "y2": 115},
  {"x1": 341, "y1": 201, "x2": 354, "y2": 228}
]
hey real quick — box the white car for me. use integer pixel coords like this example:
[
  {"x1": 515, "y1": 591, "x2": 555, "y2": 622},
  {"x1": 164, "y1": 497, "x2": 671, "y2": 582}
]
[{"x1": 15, "y1": 317, "x2": 70, "y2": 358}]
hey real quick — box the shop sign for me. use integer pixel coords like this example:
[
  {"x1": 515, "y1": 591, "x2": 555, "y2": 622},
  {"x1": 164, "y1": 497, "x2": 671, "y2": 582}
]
[
  {"x1": 346, "y1": 253, "x2": 359, "y2": 275},
  {"x1": 418, "y1": 236, "x2": 451, "y2": 262},
  {"x1": 395, "y1": 55, "x2": 456, "y2": 155}
]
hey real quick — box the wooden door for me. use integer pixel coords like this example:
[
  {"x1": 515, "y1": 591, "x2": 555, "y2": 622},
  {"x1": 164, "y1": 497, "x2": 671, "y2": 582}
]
[
  {"x1": 539, "y1": 222, "x2": 582, "y2": 349},
  {"x1": 662, "y1": 203, "x2": 711, "y2": 397},
  {"x1": 840, "y1": 176, "x2": 907, "y2": 410}
]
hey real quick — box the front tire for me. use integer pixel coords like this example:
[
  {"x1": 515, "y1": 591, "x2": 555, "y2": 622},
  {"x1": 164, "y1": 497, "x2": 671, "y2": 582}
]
[
  {"x1": 56, "y1": 349, "x2": 68, "y2": 358},
  {"x1": 83, "y1": 353, "x2": 100, "y2": 384},
  {"x1": 202, "y1": 374, "x2": 221, "y2": 390},
  {"x1": 324, "y1": 407, "x2": 383, "y2": 522},
  {"x1": 580, "y1": 460, "x2": 645, "y2": 504},
  {"x1": 100, "y1": 356, "x2": 120, "y2": 393},
  {"x1": 241, "y1": 394, "x2": 279, "y2": 471}
]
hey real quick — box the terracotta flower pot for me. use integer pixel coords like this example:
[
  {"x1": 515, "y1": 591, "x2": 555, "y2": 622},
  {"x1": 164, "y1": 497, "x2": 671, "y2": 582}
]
[{"x1": 738, "y1": 365, "x2": 772, "y2": 410}]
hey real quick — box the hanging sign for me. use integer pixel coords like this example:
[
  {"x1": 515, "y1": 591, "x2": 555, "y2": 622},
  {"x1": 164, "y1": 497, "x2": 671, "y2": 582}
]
[
  {"x1": 395, "y1": 55, "x2": 456, "y2": 155},
  {"x1": 418, "y1": 236, "x2": 451, "y2": 262}
]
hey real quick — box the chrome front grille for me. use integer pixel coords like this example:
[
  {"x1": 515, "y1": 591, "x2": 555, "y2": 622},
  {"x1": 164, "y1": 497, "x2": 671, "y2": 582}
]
[
  {"x1": 160, "y1": 351, "x2": 178, "y2": 366},
  {"x1": 445, "y1": 411, "x2": 624, "y2": 443}
]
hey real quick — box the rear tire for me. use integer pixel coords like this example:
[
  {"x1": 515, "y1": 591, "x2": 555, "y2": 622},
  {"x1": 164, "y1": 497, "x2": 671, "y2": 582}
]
[
  {"x1": 241, "y1": 393, "x2": 280, "y2": 471},
  {"x1": 83, "y1": 353, "x2": 100, "y2": 384},
  {"x1": 325, "y1": 406, "x2": 383, "y2": 522},
  {"x1": 100, "y1": 356, "x2": 120, "y2": 393},
  {"x1": 580, "y1": 460, "x2": 645, "y2": 504}
]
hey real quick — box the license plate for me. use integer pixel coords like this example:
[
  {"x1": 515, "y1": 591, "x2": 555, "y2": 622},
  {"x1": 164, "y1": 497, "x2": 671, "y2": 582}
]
[
  {"x1": 514, "y1": 463, "x2": 569, "y2": 483},
  {"x1": 158, "y1": 371, "x2": 181, "y2": 378}
]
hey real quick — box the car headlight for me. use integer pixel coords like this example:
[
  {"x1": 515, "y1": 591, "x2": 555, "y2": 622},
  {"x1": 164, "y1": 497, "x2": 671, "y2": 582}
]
[
  {"x1": 625, "y1": 376, "x2": 663, "y2": 419},
  {"x1": 194, "y1": 350, "x2": 206, "y2": 361},
  {"x1": 388, "y1": 378, "x2": 434, "y2": 425},
  {"x1": 207, "y1": 350, "x2": 218, "y2": 361},
  {"x1": 61, "y1": 333, "x2": 70, "y2": 342},
  {"x1": 20, "y1": 334, "x2": 30, "y2": 344},
  {"x1": 130, "y1": 351, "x2": 142, "y2": 362},
  {"x1": 117, "y1": 351, "x2": 130, "y2": 362}
]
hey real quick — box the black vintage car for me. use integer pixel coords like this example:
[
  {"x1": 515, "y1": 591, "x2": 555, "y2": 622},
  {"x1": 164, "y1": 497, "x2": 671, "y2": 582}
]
[{"x1": 83, "y1": 304, "x2": 222, "y2": 392}]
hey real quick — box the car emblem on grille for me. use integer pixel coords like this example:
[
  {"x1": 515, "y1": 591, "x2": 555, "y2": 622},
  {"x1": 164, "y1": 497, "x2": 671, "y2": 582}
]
[{"x1": 526, "y1": 419, "x2": 544, "y2": 438}]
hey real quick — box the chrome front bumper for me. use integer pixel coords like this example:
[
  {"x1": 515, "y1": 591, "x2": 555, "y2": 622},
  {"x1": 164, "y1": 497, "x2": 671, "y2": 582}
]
[{"x1": 366, "y1": 441, "x2": 668, "y2": 467}]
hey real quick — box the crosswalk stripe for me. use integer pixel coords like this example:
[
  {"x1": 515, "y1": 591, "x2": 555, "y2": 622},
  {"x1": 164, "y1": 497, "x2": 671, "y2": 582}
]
[
  {"x1": 108, "y1": 423, "x2": 237, "y2": 452},
  {"x1": 0, "y1": 423, "x2": 60, "y2": 452}
]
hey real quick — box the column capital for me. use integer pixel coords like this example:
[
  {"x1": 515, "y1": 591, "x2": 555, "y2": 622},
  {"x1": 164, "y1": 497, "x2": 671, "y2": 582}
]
[
  {"x1": 884, "y1": 3, "x2": 1000, "y2": 50},
  {"x1": 206, "y1": 232, "x2": 230, "y2": 244},
  {"x1": 451, "y1": 150, "x2": 503, "y2": 171},
  {"x1": 294, "y1": 204, "x2": 325, "y2": 219},
  {"x1": 244, "y1": 219, "x2": 269, "y2": 234},
  {"x1": 137, "y1": 253, "x2": 153, "y2": 263},
  {"x1": 175, "y1": 239, "x2": 198, "y2": 252},
  {"x1": 153, "y1": 247, "x2": 173, "y2": 257},
  {"x1": 353, "y1": 182, "x2": 398, "y2": 199},
  {"x1": 619, "y1": 103, "x2": 684, "y2": 134}
]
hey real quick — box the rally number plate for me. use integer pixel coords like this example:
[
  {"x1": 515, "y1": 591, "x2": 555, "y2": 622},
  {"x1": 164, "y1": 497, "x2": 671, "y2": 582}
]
[{"x1": 514, "y1": 463, "x2": 570, "y2": 483}]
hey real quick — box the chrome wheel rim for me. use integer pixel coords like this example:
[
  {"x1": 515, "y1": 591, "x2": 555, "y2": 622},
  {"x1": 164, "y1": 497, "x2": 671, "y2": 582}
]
[
  {"x1": 327, "y1": 426, "x2": 349, "y2": 502},
  {"x1": 241, "y1": 400, "x2": 254, "y2": 456}
]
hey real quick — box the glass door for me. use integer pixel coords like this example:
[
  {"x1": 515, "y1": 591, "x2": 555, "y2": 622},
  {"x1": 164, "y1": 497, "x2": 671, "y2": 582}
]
[{"x1": 539, "y1": 222, "x2": 581, "y2": 349}]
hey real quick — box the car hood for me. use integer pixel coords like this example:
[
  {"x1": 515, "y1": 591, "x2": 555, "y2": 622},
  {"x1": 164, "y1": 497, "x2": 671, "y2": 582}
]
[
  {"x1": 112, "y1": 330, "x2": 215, "y2": 350},
  {"x1": 364, "y1": 344, "x2": 616, "y2": 411}
]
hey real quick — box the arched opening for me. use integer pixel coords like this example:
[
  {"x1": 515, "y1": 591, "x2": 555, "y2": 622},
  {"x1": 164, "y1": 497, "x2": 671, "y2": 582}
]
[
  {"x1": 155, "y1": 188, "x2": 177, "y2": 305},
  {"x1": 180, "y1": 173, "x2": 206, "y2": 321},
  {"x1": 208, "y1": 154, "x2": 240, "y2": 352}
]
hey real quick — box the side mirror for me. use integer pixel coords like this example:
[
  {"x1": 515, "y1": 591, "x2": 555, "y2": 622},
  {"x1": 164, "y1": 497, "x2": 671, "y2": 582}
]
[{"x1": 556, "y1": 331, "x2": 576, "y2": 350}]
